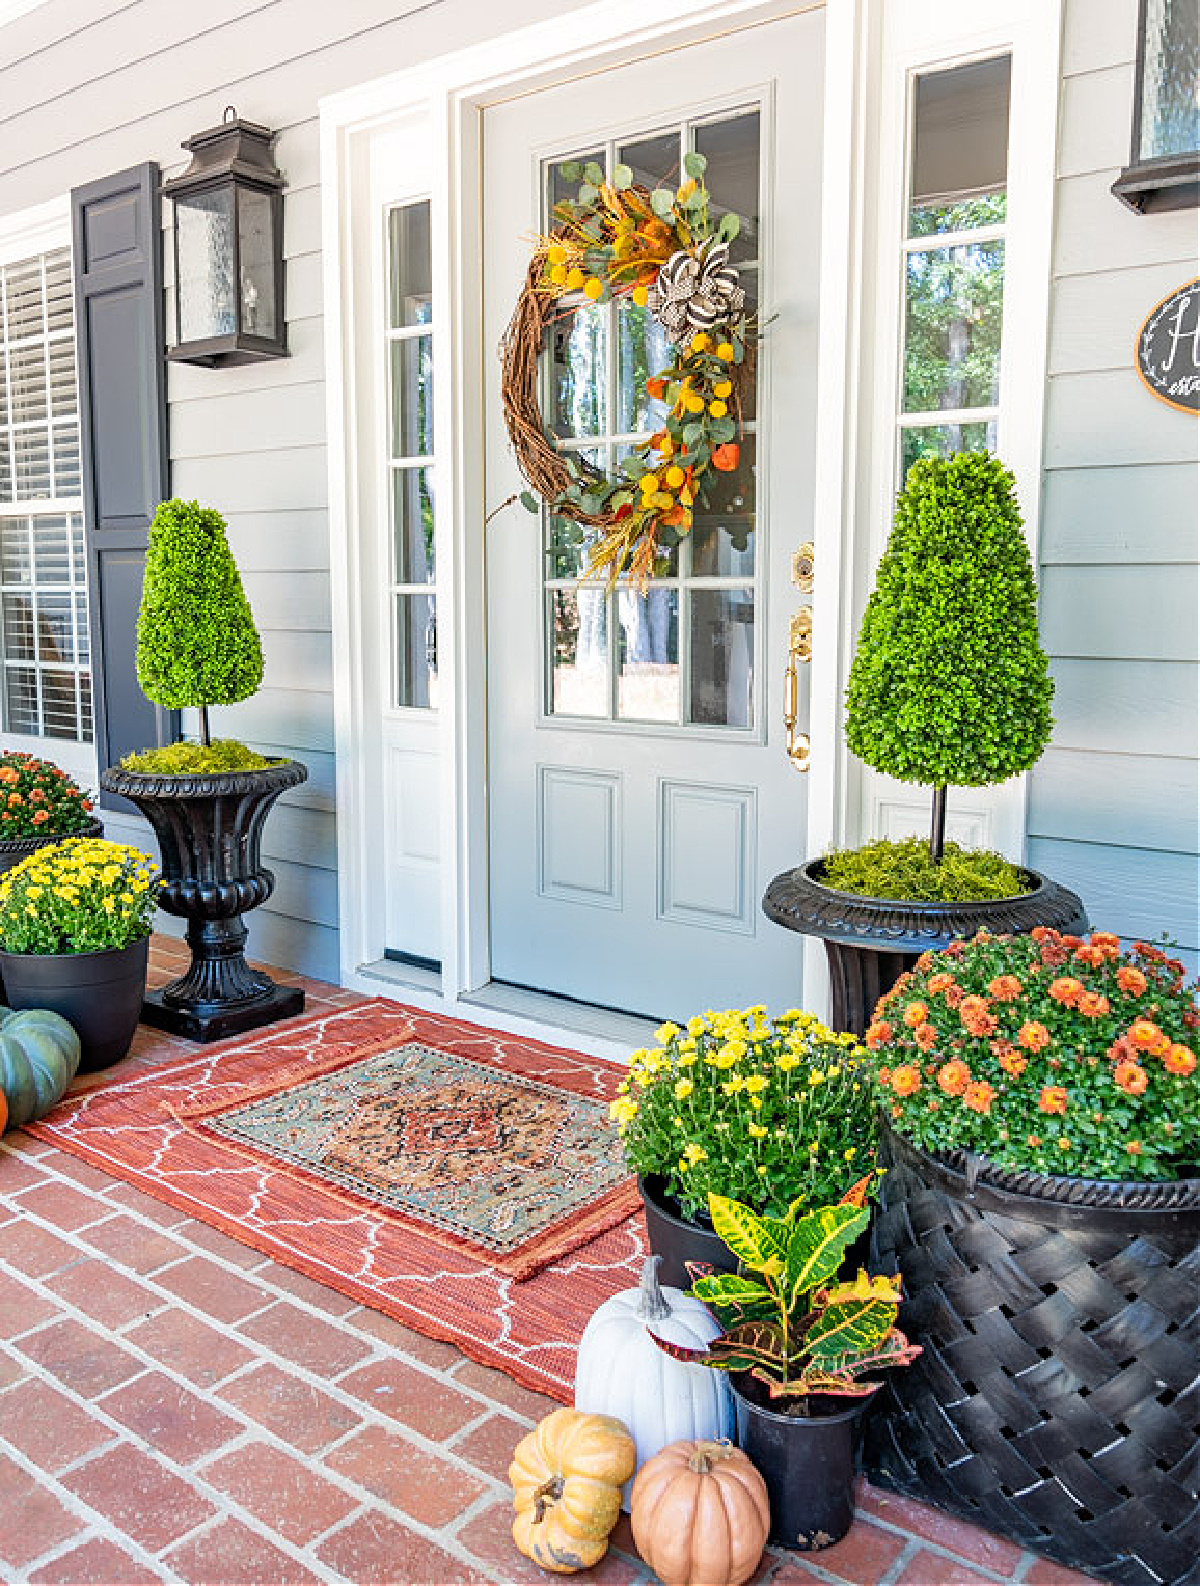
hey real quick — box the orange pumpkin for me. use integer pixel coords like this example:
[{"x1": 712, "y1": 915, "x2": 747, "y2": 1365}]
[
  {"x1": 0, "y1": 1087, "x2": 7, "y2": 1135},
  {"x1": 510, "y1": 1407, "x2": 636, "y2": 1573},
  {"x1": 630, "y1": 1439, "x2": 770, "y2": 1586}
]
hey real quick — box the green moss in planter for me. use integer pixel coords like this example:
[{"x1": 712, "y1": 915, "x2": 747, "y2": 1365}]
[
  {"x1": 120, "y1": 740, "x2": 276, "y2": 776},
  {"x1": 820, "y1": 836, "x2": 1032, "y2": 903}
]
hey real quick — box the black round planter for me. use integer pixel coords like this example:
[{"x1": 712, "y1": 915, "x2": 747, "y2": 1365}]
[
  {"x1": 762, "y1": 859, "x2": 1089, "y2": 1037},
  {"x1": 0, "y1": 816, "x2": 104, "y2": 878},
  {"x1": 100, "y1": 761, "x2": 308, "y2": 1043},
  {"x1": 732, "y1": 1375, "x2": 864, "y2": 1551},
  {"x1": 639, "y1": 1176, "x2": 738, "y2": 1290},
  {"x1": 865, "y1": 1124, "x2": 1200, "y2": 1586},
  {"x1": 0, "y1": 937, "x2": 148, "y2": 1071}
]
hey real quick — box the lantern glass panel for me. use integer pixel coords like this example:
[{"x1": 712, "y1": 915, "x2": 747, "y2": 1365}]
[
  {"x1": 176, "y1": 189, "x2": 236, "y2": 342},
  {"x1": 237, "y1": 187, "x2": 277, "y2": 339}
]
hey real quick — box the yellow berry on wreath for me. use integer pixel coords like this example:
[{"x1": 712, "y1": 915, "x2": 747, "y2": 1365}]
[
  {"x1": 639, "y1": 473, "x2": 658, "y2": 495},
  {"x1": 631, "y1": 285, "x2": 649, "y2": 307},
  {"x1": 714, "y1": 379, "x2": 733, "y2": 399},
  {"x1": 686, "y1": 394, "x2": 706, "y2": 414},
  {"x1": 548, "y1": 244, "x2": 567, "y2": 266},
  {"x1": 652, "y1": 491, "x2": 674, "y2": 510},
  {"x1": 565, "y1": 266, "x2": 585, "y2": 291},
  {"x1": 716, "y1": 341, "x2": 735, "y2": 360},
  {"x1": 691, "y1": 331, "x2": 712, "y2": 353},
  {"x1": 665, "y1": 465, "x2": 686, "y2": 488},
  {"x1": 709, "y1": 399, "x2": 728, "y2": 417},
  {"x1": 549, "y1": 264, "x2": 568, "y2": 286},
  {"x1": 583, "y1": 277, "x2": 605, "y2": 301}
]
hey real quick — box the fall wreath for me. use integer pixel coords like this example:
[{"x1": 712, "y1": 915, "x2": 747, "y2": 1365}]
[{"x1": 500, "y1": 153, "x2": 754, "y2": 587}]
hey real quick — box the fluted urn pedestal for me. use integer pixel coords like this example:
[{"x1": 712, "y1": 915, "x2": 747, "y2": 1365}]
[{"x1": 100, "y1": 761, "x2": 307, "y2": 1042}]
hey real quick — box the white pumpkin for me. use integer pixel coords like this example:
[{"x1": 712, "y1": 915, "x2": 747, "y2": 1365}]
[{"x1": 574, "y1": 1255, "x2": 733, "y2": 1508}]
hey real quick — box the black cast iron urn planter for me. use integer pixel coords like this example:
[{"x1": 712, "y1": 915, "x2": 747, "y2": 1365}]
[
  {"x1": 100, "y1": 760, "x2": 307, "y2": 1041},
  {"x1": 762, "y1": 859, "x2": 1089, "y2": 1038},
  {"x1": 865, "y1": 1124, "x2": 1200, "y2": 1586}
]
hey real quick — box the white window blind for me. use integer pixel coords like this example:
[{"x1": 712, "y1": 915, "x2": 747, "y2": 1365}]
[{"x1": 0, "y1": 246, "x2": 92, "y2": 743}]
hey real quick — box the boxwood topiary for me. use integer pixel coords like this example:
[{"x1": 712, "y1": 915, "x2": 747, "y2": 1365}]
[
  {"x1": 136, "y1": 498, "x2": 264, "y2": 748},
  {"x1": 844, "y1": 453, "x2": 1053, "y2": 859}
]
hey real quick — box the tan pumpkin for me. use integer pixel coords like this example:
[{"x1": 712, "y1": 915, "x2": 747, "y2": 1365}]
[
  {"x1": 510, "y1": 1407, "x2": 636, "y2": 1573},
  {"x1": 630, "y1": 1439, "x2": 770, "y2": 1586}
]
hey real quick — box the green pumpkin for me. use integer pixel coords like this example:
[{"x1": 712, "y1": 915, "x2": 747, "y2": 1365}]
[{"x1": 0, "y1": 1006, "x2": 82, "y2": 1129}]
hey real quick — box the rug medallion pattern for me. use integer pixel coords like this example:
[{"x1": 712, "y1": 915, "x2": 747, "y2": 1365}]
[{"x1": 190, "y1": 1041, "x2": 631, "y2": 1268}]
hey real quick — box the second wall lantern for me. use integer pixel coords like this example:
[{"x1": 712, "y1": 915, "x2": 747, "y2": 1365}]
[{"x1": 164, "y1": 107, "x2": 287, "y2": 366}]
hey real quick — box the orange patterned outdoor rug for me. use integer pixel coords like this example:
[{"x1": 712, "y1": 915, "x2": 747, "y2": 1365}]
[{"x1": 27, "y1": 999, "x2": 647, "y2": 1398}]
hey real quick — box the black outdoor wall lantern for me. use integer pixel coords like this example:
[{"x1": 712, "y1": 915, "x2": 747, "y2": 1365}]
[
  {"x1": 1112, "y1": 0, "x2": 1200, "y2": 213},
  {"x1": 163, "y1": 107, "x2": 287, "y2": 365}
]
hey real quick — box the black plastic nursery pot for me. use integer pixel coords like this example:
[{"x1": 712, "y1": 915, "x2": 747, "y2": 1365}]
[
  {"x1": 99, "y1": 761, "x2": 307, "y2": 1042},
  {"x1": 0, "y1": 816, "x2": 104, "y2": 878},
  {"x1": 639, "y1": 1175, "x2": 738, "y2": 1290},
  {"x1": 0, "y1": 936, "x2": 148, "y2": 1072},
  {"x1": 865, "y1": 1124, "x2": 1200, "y2": 1586},
  {"x1": 762, "y1": 859, "x2": 1089, "y2": 1038},
  {"x1": 732, "y1": 1375, "x2": 864, "y2": 1551}
]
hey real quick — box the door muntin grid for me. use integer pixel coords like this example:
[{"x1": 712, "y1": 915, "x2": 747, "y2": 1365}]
[{"x1": 540, "y1": 107, "x2": 763, "y2": 734}]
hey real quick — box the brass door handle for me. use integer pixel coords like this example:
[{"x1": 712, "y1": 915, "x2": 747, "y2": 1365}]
[{"x1": 784, "y1": 605, "x2": 812, "y2": 772}]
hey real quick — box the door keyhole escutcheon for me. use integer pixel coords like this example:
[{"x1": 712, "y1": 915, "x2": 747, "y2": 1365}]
[{"x1": 785, "y1": 544, "x2": 814, "y2": 772}]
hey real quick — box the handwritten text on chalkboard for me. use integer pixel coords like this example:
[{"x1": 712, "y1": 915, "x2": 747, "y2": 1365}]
[{"x1": 1137, "y1": 279, "x2": 1200, "y2": 415}]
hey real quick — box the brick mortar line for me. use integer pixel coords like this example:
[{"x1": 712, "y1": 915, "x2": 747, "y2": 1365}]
[
  {"x1": 855, "y1": 1505, "x2": 1036, "y2": 1583},
  {"x1": 8, "y1": 1526, "x2": 170, "y2": 1585},
  {"x1": 2, "y1": 1140, "x2": 556, "y2": 1425},
  {"x1": 0, "y1": 1255, "x2": 532, "y2": 1583}
]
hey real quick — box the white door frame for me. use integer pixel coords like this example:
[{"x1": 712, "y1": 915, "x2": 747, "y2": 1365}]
[{"x1": 319, "y1": 0, "x2": 1061, "y2": 1036}]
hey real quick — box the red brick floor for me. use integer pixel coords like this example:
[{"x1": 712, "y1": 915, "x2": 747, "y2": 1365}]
[{"x1": 0, "y1": 937, "x2": 1103, "y2": 1586}]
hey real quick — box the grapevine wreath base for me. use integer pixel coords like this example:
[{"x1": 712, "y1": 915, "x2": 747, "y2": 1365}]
[{"x1": 500, "y1": 154, "x2": 755, "y2": 586}]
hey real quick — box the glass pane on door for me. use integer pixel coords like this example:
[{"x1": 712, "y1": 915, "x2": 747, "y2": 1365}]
[{"x1": 540, "y1": 107, "x2": 762, "y2": 731}]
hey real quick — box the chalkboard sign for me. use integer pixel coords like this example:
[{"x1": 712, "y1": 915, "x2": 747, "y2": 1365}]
[{"x1": 1137, "y1": 279, "x2": 1200, "y2": 415}]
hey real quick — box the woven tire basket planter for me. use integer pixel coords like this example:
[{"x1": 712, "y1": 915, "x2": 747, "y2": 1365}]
[{"x1": 865, "y1": 1125, "x2": 1199, "y2": 1586}]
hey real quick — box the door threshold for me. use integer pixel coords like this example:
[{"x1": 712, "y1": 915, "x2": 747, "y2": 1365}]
[
  {"x1": 357, "y1": 956, "x2": 443, "y2": 995},
  {"x1": 461, "y1": 982, "x2": 659, "y2": 1050}
]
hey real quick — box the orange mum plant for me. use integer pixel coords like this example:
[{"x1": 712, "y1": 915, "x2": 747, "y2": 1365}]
[{"x1": 866, "y1": 928, "x2": 1199, "y2": 1181}]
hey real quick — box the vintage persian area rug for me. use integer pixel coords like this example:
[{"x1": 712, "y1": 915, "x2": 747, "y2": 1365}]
[{"x1": 26, "y1": 999, "x2": 646, "y2": 1399}]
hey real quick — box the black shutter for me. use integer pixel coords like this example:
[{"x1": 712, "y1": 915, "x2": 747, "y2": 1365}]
[{"x1": 71, "y1": 162, "x2": 177, "y2": 808}]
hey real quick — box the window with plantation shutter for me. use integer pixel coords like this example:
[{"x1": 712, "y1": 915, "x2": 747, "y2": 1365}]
[{"x1": 0, "y1": 246, "x2": 93, "y2": 745}]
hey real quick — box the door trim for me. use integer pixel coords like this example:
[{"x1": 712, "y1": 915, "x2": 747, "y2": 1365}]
[{"x1": 321, "y1": 0, "x2": 844, "y2": 1022}]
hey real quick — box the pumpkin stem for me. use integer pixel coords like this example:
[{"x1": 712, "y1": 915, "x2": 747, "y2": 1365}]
[
  {"x1": 687, "y1": 1441, "x2": 731, "y2": 1474},
  {"x1": 533, "y1": 1476, "x2": 564, "y2": 1522},
  {"x1": 637, "y1": 1255, "x2": 673, "y2": 1321}
]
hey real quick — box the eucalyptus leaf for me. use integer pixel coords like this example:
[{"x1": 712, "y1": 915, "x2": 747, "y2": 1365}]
[
  {"x1": 710, "y1": 418, "x2": 737, "y2": 444},
  {"x1": 683, "y1": 150, "x2": 708, "y2": 179},
  {"x1": 650, "y1": 188, "x2": 676, "y2": 218},
  {"x1": 612, "y1": 163, "x2": 633, "y2": 190},
  {"x1": 718, "y1": 212, "x2": 741, "y2": 243},
  {"x1": 577, "y1": 183, "x2": 598, "y2": 206},
  {"x1": 583, "y1": 161, "x2": 605, "y2": 187},
  {"x1": 519, "y1": 490, "x2": 540, "y2": 514},
  {"x1": 559, "y1": 161, "x2": 582, "y2": 182},
  {"x1": 684, "y1": 187, "x2": 707, "y2": 212}
]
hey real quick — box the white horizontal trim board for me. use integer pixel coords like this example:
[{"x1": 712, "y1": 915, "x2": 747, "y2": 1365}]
[
  {"x1": 171, "y1": 449, "x2": 328, "y2": 514},
  {"x1": 1054, "y1": 171, "x2": 1200, "y2": 277},
  {"x1": 1041, "y1": 565, "x2": 1200, "y2": 662},
  {"x1": 1028, "y1": 836, "x2": 1200, "y2": 951},
  {"x1": 1040, "y1": 465, "x2": 1200, "y2": 565},
  {"x1": 1049, "y1": 659, "x2": 1200, "y2": 759},
  {"x1": 1060, "y1": 0, "x2": 1137, "y2": 77},
  {"x1": 1057, "y1": 63, "x2": 1133, "y2": 179},
  {"x1": 1048, "y1": 265, "x2": 1200, "y2": 378},
  {"x1": 1029, "y1": 749, "x2": 1199, "y2": 853}
]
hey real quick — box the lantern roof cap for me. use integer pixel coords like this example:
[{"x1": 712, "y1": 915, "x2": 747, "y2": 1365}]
[{"x1": 163, "y1": 112, "x2": 285, "y2": 197}]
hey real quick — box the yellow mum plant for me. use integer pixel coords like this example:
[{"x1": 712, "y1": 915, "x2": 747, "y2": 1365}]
[{"x1": 0, "y1": 839, "x2": 160, "y2": 955}]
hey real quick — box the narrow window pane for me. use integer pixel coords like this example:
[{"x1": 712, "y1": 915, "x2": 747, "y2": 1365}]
[
  {"x1": 900, "y1": 419, "x2": 996, "y2": 478},
  {"x1": 617, "y1": 586, "x2": 679, "y2": 722},
  {"x1": 1139, "y1": 0, "x2": 1200, "y2": 161},
  {"x1": 395, "y1": 592, "x2": 437, "y2": 708},
  {"x1": 909, "y1": 57, "x2": 1011, "y2": 236},
  {"x1": 48, "y1": 337, "x2": 76, "y2": 417},
  {"x1": 4, "y1": 667, "x2": 38, "y2": 733},
  {"x1": 550, "y1": 305, "x2": 607, "y2": 438},
  {"x1": 548, "y1": 150, "x2": 605, "y2": 221},
  {"x1": 689, "y1": 589, "x2": 754, "y2": 728},
  {"x1": 390, "y1": 335, "x2": 434, "y2": 457},
  {"x1": 176, "y1": 189, "x2": 236, "y2": 341},
  {"x1": 2, "y1": 594, "x2": 34, "y2": 659},
  {"x1": 12, "y1": 427, "x2": 51, "y2": 499},
  {"x1": 41, "y1": 670, "x2": 80, "y2": 738},
  {"x1": 0, "y1": 520, "x2": 30, "y2": 584},
  {"x1": 389, "y1": 202, "x2": 432, "y2": 327},
  {"x1": 9, "y1": 343, "x2": 48, "y2": 422},
  {"x1": 392, "y1": 466, "x2": 436, "y2": 583},
  {"x1": 616, "y1": 297, "x2": 671, "y2": 435},
  {"x1": 691, "y1": 434, "x2": 756, "y2": 577},
  {"x1": 903, "y1": 240, "x2": 1004, "y2": 412},
  {"x1": 617, "y1": 131, "x2": 680, "y2": 192},
  {"x1": 3, "y1": 259, "x2": 43, "y2": 340},
  {"x1": 549, "y1": 587, "x2": 608, "y2": 718},
  {"x1": 53, "y1": 425, "x2": 80, "y2": 497},
  {"x1": 693, "y1": 111, "x2": 761, "y2": 264},
  {"x1": 237, "y1": 188, "x2": 276, "y2": 338}
]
